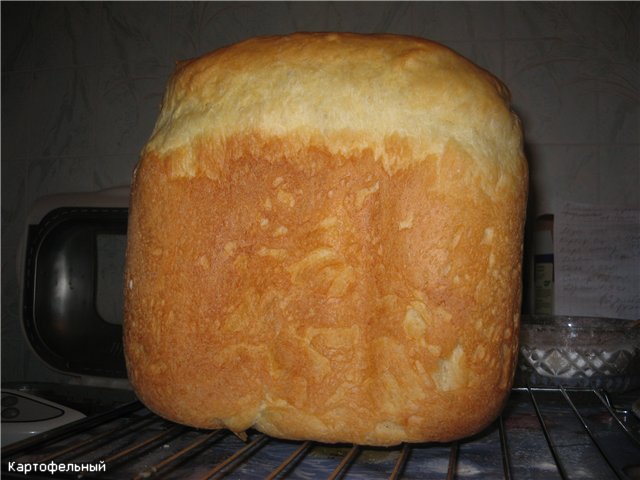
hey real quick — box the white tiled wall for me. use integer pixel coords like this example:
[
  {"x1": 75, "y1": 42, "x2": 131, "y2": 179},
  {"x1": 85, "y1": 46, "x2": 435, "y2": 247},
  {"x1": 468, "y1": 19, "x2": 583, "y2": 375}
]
[{"x1": 2, "y1": 2, "x2": 638, "y2": 382}]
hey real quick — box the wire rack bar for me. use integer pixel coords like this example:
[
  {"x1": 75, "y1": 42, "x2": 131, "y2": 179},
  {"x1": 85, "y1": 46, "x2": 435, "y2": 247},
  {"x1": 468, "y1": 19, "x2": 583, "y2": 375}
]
[
  {"x1": 101, "y1": 423, "x2": 187, "y2": 467},
  {"x1": 134, "y1": 430, "x2": 222, "y2": 480},
  {"x1": 34, "y1": 412, "x2": 158, "y2": 464},
  {"x1": 202, "y1": 433, "x2": 269, "y2": 479},
  {"x1": 594, "y1": 390, "x2": 640, "y2": 447},
  {"x1": 388, "y1": 443, "x2": 411, "y2": 480},
  {"x1": 527, "y1": 388, "x2": 568, "y2": 480},
  {"x1": 327, "y1": 444, "x2": 360, "y2": 480},
  {"x1": 559, "y1": 388, "x2": 622, "y2": 479},
  {"x1": 498, "y1": 415, "x2": 512, "y2": 480},
  {"x1": 446, "y1": 442, "x2": 459, "y2": 480},
  {"x1": 264, "y1": 440, "x2": 312, "y2": 480}
]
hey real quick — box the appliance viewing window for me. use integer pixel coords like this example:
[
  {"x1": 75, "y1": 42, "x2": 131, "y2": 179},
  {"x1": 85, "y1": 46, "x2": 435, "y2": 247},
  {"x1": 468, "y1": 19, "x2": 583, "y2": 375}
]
[
  {"x1": 96, "y1": 233, "x2": 128, "y2": 326},
  {"x1": 23, "y1": 207, "x2": 129, "y2": 377}
]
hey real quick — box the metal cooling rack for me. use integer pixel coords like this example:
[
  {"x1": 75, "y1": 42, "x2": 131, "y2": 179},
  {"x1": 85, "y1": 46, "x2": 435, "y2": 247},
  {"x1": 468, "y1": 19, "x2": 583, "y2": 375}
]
[{"x1": 2, "y1": 387, "x2": 639, "y2": 479}]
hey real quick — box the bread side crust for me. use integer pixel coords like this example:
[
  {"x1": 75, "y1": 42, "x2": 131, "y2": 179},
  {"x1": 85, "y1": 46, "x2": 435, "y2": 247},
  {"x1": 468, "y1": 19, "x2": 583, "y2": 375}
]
[{"x1": 125, "y1": 127, "x2": 527, "y2": 445}]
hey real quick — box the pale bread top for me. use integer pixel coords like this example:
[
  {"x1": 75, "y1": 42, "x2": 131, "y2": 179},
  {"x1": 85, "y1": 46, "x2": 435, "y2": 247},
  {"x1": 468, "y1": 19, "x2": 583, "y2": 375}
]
[{"x1": 144, "y1": 33, "x2": 523, "y2": 179}]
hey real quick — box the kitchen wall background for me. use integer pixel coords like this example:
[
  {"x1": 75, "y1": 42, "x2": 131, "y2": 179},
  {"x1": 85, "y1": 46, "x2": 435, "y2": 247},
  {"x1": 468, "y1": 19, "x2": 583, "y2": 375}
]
[{"x1": 2, "y1": 2, "x2": 638, "y2": 383}]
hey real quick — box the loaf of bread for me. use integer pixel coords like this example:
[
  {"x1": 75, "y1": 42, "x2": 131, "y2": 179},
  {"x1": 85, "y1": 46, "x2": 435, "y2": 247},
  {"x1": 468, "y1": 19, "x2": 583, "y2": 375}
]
[{"x1": 124, "y1": 33, "x2": 528, "y2": 446}]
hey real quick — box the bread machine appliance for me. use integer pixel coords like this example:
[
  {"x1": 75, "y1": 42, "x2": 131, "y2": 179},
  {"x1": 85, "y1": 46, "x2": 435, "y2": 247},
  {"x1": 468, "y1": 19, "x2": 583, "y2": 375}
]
[
  {"x1": 2, "y1": 188, "x2": 640, "y2": 478},
  {"x1": 2, "y1": 187, "x2": 136, "y2": 448}
]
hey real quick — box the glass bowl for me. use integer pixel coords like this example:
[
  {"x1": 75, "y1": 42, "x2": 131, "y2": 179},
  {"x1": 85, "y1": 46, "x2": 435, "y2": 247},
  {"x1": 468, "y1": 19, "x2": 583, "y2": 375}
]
[{"x1": 515, "y1": 315, "x2": 640, "y2": 392}]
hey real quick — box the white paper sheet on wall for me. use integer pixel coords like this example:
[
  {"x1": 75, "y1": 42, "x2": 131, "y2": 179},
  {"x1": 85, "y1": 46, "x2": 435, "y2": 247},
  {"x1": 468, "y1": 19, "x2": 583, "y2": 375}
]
[{"x1": 554, "y1": 202, "x2": 640, "y2": 320}]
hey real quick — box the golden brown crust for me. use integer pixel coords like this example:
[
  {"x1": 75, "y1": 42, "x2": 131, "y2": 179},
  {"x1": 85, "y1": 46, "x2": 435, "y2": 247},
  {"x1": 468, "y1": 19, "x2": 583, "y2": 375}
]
[{"x1": 124, "y1": 33, "x2": 528, "y2": 446}]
